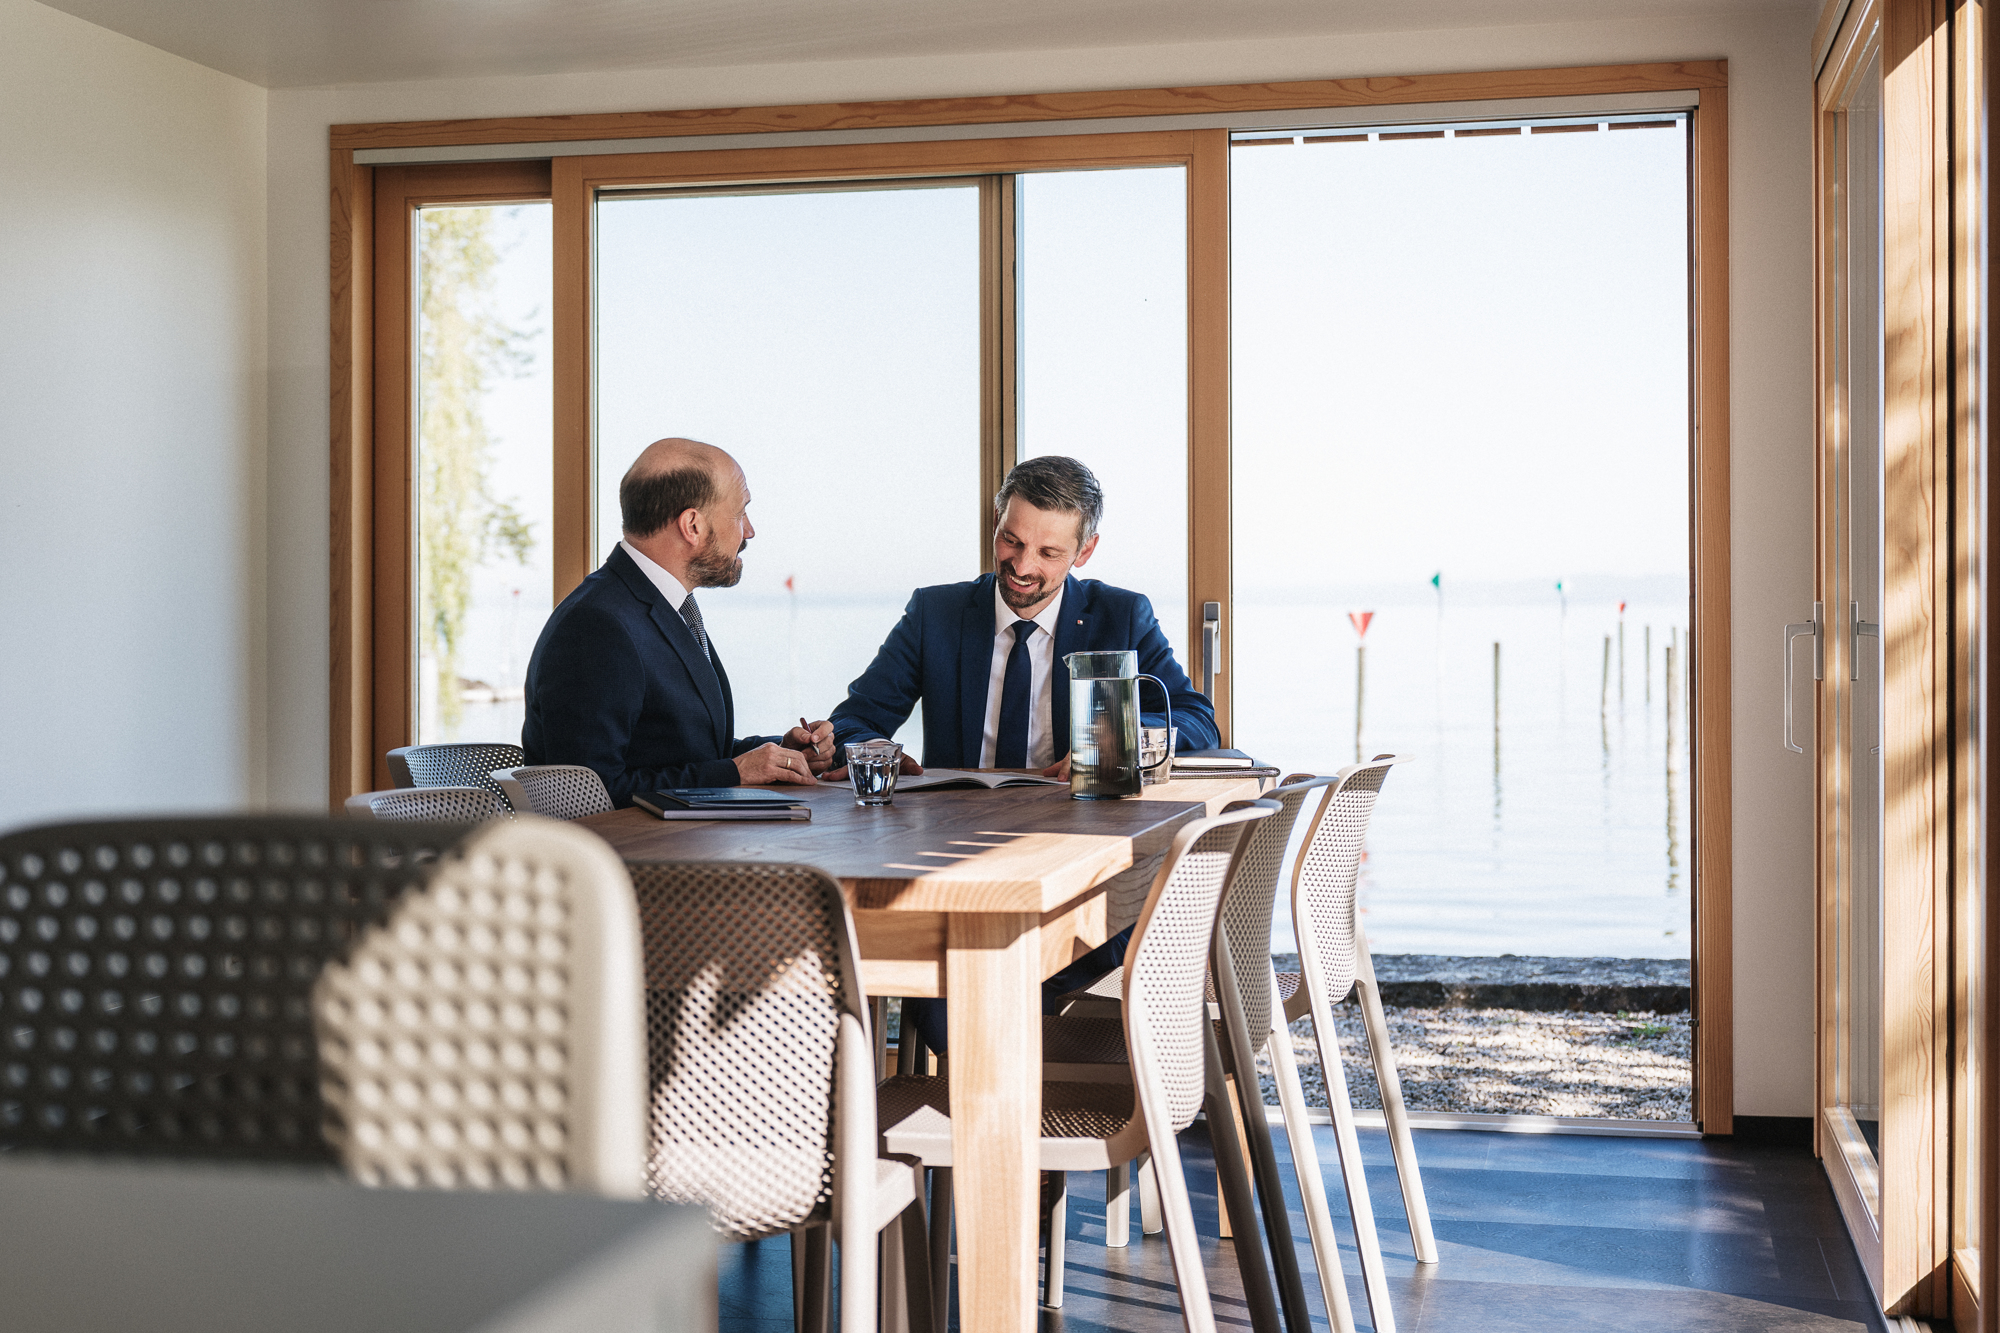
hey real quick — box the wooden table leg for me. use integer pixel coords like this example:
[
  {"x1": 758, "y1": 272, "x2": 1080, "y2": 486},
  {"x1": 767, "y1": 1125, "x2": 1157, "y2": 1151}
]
[{"x1": 946, "y1": 911, "x2": 1041, "y2": 1333}]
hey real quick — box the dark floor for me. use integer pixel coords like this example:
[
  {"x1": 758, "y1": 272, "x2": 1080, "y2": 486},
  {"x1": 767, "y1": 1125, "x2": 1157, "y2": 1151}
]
[{"x1": 720, "y1": 1124, "x2": 1890, "y2": 1333}]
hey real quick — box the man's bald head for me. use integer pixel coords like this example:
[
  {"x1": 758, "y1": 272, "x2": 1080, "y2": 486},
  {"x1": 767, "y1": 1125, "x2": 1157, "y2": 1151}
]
[{"x1": 619, "y1": 437, "x2": 739, "y2": 539}]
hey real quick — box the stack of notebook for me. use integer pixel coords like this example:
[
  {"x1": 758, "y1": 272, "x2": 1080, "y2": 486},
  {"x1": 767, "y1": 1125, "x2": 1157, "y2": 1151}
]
[{"x1": 633, "y1": 788, "x2": 813, "y2": 821}]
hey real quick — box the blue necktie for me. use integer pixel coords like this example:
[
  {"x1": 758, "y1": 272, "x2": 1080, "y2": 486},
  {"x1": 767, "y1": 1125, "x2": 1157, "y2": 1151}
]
[{"x1": 996, "y1": 619, "x2": 1037, "y2": 768}]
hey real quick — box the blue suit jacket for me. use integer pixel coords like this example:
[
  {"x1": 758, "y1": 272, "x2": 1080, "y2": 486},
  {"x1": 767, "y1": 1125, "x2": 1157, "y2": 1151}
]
[
  {"x1": 522, "y1": 546, "x2": 773, "y2": 807},
  {"x1": 830, "y1": 574, "x2": 1218, "y2": 767}
]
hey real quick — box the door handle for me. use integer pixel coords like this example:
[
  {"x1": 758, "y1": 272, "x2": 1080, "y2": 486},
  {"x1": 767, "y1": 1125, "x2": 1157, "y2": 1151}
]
[
  {"x1": 1201, "y1": 601, "x2": 1221, "y2": 700},
  {"x1": 1850, "y1": 601, "x2": 1880, "y2": 682},
  {"x1": 1782, "y1": 602, "x2": 1822, "y2": 754}
]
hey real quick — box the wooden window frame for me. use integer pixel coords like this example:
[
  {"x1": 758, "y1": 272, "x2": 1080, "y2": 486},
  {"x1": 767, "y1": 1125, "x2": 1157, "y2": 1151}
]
[{"x1": 329, "y1": 61, "x2": 1734, "y2": 1132}]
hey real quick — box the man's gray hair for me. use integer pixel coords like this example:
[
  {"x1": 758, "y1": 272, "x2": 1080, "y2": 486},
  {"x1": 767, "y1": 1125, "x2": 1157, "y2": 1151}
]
[{"x1": 994, "y1": 455, "x2": 1104, "y2": 546}]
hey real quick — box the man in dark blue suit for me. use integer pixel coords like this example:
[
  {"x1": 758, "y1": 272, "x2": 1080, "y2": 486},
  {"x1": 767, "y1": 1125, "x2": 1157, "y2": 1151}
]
[
  {"x1": 830, "y1": 455, "x2": 1216, "y2": 773},
  {"x1": 522, "y1": 437, "x2": 834, "y2": 807},
  {"x1": 829, "y1": 455, "x2": 1217, "y2": 1049}
]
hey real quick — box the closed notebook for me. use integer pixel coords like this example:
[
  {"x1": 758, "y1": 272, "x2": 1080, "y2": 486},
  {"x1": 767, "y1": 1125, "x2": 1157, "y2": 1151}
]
[
  {"x1": 634, "y1": 791, "x2": 812, "y2": 821},
  {"x1": 1172, "y1": 749, "x2": 1256, "y2": 769}
]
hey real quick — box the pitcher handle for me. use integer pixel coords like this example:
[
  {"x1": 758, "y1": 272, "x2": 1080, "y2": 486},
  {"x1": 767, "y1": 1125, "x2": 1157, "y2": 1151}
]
[{"x1": 1138, "y1": 674, "x2": 1174, "y2": 773}]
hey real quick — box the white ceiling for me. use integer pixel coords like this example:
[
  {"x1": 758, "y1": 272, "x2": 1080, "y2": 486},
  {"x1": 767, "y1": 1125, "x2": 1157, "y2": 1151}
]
[{"x1": 35, "y1": 0, "x2": 1806, "y2": 90}]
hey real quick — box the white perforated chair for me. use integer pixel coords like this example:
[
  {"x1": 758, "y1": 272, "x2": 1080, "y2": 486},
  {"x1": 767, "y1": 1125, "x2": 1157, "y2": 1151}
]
[
  {"x1": 387, "y1": 743, "x2": 524, "y2": 796},
  {"x1": 311, "y1": 816, "x2": 648, "y2": 1197},
  {"x1": 626, "y1": 860, "x2": 931, "y2": 1333},
  {"x1": 879, "y1": 803, "x2": 1275, "y2": 1333},
  {"x1": 492, "y1": 765, "x2": 615, "y2": 821},
  {"x1": 1042, "y1": 783, "x2": 1354, "y2": 1332},
  {"x1": 1276, "y1": 755, "x2": 1432, "y2": 1323},
  {"x1": 345, "y1": 787, "x2": 511, "y2": 823}
]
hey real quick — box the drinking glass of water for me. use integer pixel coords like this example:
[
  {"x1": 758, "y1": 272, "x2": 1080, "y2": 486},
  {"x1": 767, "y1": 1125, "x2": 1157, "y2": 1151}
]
[
  {"x1": 845, "y1": 741, "x2": 904, "y2": 806},
  {"x1": 1139, "y1": 726, "x2": 1177, "y2": 786}
]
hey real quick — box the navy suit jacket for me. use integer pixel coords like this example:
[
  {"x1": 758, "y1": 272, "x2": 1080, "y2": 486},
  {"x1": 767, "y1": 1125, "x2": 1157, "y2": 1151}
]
[
  {"x1": 829, "y1": 573, "x2": 1217, "y2": 767},
  {"x1": 522, "y1": 545, "x2": 773, "y2": 807}
]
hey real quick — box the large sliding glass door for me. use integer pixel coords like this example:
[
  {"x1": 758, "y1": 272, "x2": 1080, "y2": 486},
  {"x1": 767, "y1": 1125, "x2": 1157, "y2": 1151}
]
[
  {"x1": 1818, "y1": 32, "x2": 1886, "y2": 1276},
  {"x1": 593, "y1": 182, "x2": 984, "y2": 744}
]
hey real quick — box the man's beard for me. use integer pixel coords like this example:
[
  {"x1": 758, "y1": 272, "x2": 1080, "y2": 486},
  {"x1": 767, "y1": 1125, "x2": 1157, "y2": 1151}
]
[
  {"x1": 688, "y1": 535, "x2": 744, "y2": 588},
  {"x1": 997, "y1": 560, "x2": 1053, "y2": 611}
]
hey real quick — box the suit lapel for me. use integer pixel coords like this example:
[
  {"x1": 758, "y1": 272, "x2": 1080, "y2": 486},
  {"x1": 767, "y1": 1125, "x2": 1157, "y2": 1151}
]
[
  {"x1": 1050, "y1": 575, "x2": 1088, "y2": 755},
  {"x1": 610, "y1": 548, "x2": 729, "y2": 736},
  {"x1": 959, "y1": 576, "x2": 993, "y2": 765}
]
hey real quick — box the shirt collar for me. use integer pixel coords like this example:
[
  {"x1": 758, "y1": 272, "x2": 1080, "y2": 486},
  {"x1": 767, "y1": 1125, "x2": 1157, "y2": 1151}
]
[
  {"x1": 620, "y1": 539, "x2": 692, "y2": 609},
  {"x1": 992, "y1": 576, "x2": 1066, "y2": 639}
]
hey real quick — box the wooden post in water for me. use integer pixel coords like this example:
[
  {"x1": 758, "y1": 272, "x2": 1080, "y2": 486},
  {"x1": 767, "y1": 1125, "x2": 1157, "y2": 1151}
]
[
  {"x1": 1492, "y1": 641, "x2": 1502, "y2": 818},
  {"x1": 1618, "y1": 617, "x2": 1626, "y2": 707},
  {"x1": 1665, "y1": 638, "x2": 1682, "y2": 890},
  {"x1": 1354, "y1": 643, "x2": 1366, "y2": 762},
  {"x1": 1600, "y1": 635, "x2": 1612, "y2": 712}
]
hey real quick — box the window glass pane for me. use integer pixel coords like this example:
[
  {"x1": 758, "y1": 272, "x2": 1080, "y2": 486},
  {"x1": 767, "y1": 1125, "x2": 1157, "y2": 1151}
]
[
  {"x1": 1231, "y1": 122, "x2": 1691, "y2": 964},
  {"x1": 1018, "y1": 168, "x2": 1189, "y2": 660},
  {"x1": 414, "y1": 202, "x2": 553, "y2": 745},
  {"x1": 595, "y1": 185, "x2": 981, "y2": 746}
]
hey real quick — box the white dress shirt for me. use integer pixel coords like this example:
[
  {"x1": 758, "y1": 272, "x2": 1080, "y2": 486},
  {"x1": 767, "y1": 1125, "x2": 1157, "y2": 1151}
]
[
  {"x1": 978, "y1": 583, "x2": 1066, "y2": 769},
  {"x1": 619, "y1": 540, "x2": 695, "y2": 631}
]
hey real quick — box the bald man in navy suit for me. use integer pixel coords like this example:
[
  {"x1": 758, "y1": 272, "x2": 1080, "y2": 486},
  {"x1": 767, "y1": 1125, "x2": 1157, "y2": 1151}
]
[{"x1": 522, "y1": 438, "x2": 835, "y2": 807}]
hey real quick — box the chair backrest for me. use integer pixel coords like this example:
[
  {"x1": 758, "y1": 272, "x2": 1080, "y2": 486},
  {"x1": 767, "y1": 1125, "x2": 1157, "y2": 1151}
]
[
  {"x1": 1290, "y1": 754, "x2": 1406, "y2": 1008},
  {"x1": 312, "y1": 817, "x2": 647, "y2": 1197},
  {"x1": 0, "y1": 816, "x2": 466, "y2": 1161},
  {"x1": 346, "y1": 787, "x2": 510, "y2": 823},
  {"x1": 625, "y1": 861, "x2": 867, "y2": 1241},
  {"x1": 1214, "y1": 778, "x2": 1337, "y2": 1040},
  {"x1": 1122, "y1": 802, "x2": 1275, "y2": 1136},
  {"x1": 492, "y1": 766, "x2": 614, "y2": 821},
  {"x1": 387, "y1": 743, "x2": 525, "y2": 795}
]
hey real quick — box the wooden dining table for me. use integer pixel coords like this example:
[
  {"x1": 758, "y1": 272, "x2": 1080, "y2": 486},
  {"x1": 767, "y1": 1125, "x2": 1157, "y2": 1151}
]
[{"x1": 579, "y1": 771, "x2": 1266, "y2": 1333}]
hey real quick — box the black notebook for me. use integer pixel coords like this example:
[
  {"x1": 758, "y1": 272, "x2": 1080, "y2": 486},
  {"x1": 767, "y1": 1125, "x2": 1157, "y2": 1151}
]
[{"x1": 634, "y1": 789, "x2": 812, "y2": 822}]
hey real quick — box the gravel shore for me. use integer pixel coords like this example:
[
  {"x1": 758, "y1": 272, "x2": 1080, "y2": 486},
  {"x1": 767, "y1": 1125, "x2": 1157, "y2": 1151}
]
[{"x1": 1256, "y1": 1004, "x2": 1693, "y2": 1121}]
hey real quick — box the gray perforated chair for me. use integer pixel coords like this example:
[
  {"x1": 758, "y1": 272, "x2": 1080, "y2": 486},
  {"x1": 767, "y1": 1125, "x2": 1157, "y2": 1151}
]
[
  {"x1": 346, "y1": 787, "x2": 511, "y2": 823},
  {"x1": 879, "y1": 803, "x2": 1275, "y2": 1333},
  {"x1": 387, "y1": 743, "x2": 525, "y2": 796},
  {"x1": 0, "y1": 816, "x2": 467, "y2": 1160},
  {"x1": 312, "y1": 817, "x2": 647, "y2": 1197},
  {"x1": 627, "y1": 861, "x2": 931, "y2": 1333},
  {"x1": 492, "y1": 765, "x2": 614, "y2": 821}
]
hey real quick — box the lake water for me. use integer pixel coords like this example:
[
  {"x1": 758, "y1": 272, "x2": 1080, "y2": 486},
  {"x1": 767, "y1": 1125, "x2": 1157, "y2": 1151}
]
[{"x1": 448, "y1": 584, "x2": 1692, "y2": 961}]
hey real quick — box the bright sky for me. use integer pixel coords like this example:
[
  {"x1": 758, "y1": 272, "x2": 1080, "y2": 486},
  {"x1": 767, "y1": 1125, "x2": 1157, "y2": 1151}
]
[{"x1": 1232, "y1": 120, "x2": 1691, "y2": 595}]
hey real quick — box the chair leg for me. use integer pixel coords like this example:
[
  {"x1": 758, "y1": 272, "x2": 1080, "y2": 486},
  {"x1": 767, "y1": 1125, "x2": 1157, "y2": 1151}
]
[
  {"x1": 886, "y1": 1201, "x2": 935, "y2": 1333},
  {"x1": 927, "y1": 1167, "x2": 953, "y2": 1333},
  {"x1": 1355, "y1": 932, "x2": 1439, "y2": 1265},
  {"x1": 898, "y1": 1023, "x2": 926, "y2": 1077},
  {"x1": 1041, "y1": 1170, "x2": 1068, "y2": 1309},
  {"x1": 1138, "y1": 1151, "x2": 1163, "y2": 1235},
  {"x1": 1105, "y1": 1160, "x2": 1132, "y2": 1248},
  {"x1": 1222, "y1": 1030, "x2": 1313, "y2": 1333},
  {"x1": 1203, "y1": 1016, "x2": 1283, "y2": 1333},
  {"x1": 1269, "y1": 1022, "x2": 1358, "y2": 1333},
  {"x1": 1320, "y1": 1015, "x2": 1398, "y2": 1333},
  {"x1": 872, "y1": 998, "x2": 891, "y2": 1082},
  {"x1": 793, "y1": 1223, "x2": 832, "y2": 1333},
  {"x1": 1138, "y1": 1116, "x2": 1218, "y2": 1333}
]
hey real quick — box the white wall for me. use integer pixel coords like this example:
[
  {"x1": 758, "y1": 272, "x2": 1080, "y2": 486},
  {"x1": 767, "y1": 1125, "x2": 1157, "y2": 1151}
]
[
  {"x1": 0, "y1": 0, "x2": 268, "y2": 826},
  {"x1": 265, "y1": 7, "x2": 1818, "y2": 1115}
]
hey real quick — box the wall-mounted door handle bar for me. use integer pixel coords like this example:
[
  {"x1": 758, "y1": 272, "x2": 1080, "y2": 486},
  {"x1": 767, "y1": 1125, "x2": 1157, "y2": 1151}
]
[
  {"x1": 1850, "y1": 601, "x2": 1880, "y2": 682},
  {"x1": 1782, "y1": 603, "x2": 1823, "y2": 755},
  {"x1": 1201, "y1": 601, "x2": 1222, "y2": 701}
]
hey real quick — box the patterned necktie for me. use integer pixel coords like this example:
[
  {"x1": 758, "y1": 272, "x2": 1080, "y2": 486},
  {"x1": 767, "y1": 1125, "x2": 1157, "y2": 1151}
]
[
  {"x1": 995, "y1": 619, "x2": 1037, "y2": 769},
  {"x1": 679, "y1": 593, "x2": 711, "y2": 660}
]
